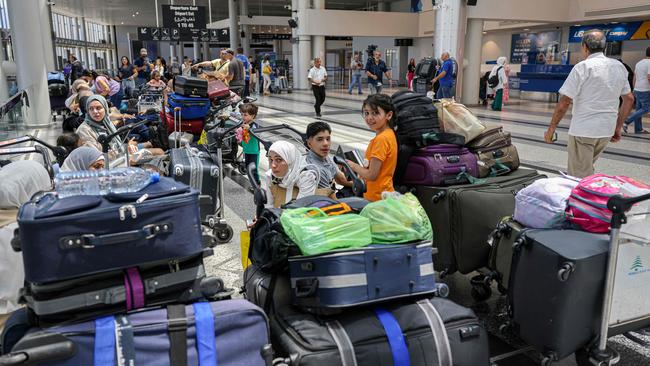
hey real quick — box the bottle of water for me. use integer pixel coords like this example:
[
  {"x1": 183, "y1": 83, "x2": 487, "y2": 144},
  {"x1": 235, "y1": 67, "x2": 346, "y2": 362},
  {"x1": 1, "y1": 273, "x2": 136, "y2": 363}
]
[{"x1": 55, "y1": 167, "x2": 160, "y2": 198}]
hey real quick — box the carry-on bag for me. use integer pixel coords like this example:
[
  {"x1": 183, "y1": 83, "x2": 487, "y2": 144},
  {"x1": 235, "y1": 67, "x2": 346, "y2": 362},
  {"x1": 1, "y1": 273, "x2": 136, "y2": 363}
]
[
  {"x1": 486, "y1": 217, "x2": 527, "y2": 293},
  {"x1": 174, "y1": 75, "x2": 208, "y2": 98},
  {"x1": 288, "y1": 241, "x2": 439, "y2": 312},
  {"x1": 5, "y1": 300, "x2": 271, "y2": 365},
  {"x1": 243, "y1": 264, "x2": 292, "y2": 314},
  {"x1": 163, "y1": 109, "x2": 204, "y2": 135},
  {"x1": 208, "y1": 79, "x2": 230, "y2": 100},
  {"x1": 166, "y1": 107, "x2": 196, "y2": 148},
  {"x1": 513, "y1": 176, "x2": 578, "y2": 229},
  {"x1": 466, "y1": 126, "x2": 520, "y2": 178},
  {"x1": 169, "y1": 147, "x2": 219, "y2": 224},
  {"x1": 414, "y1": 168, "x2": 545, "y2": 275},
  {"x1": 167, "y1": 92, "x2": 211, "y2": 120},
  {"x1": 433, "y1": 99, "x2": 486, "y2": 144},
  {"x1": 16, "y1": 177, "x2": 204, "y2": 284},
  {"x1": 401, "y1": 144, "x2": 479, "y2": 186},
  {"x1": 271, "y1": 297, "x2": 490, "y2": 366}
]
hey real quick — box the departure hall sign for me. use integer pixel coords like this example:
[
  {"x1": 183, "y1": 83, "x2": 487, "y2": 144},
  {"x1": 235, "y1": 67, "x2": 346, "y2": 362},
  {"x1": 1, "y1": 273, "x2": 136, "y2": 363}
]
[
  {"x1": 138, "y1": 27, "x2": 229, "y2": 42},
  {"x1": 162, "y1": 5, "x2": 206, "y2": 31}
]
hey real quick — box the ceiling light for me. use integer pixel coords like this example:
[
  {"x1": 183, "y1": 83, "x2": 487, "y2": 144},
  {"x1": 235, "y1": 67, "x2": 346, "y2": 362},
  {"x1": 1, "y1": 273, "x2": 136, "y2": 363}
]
[
  {"x1": 482, "y1": 31, "x2": 487, "y2": 34},
  {"x1": 120, "y1": 22, "x2": 124, "y2": 25},
  {"x1": 523, "y1": 28, "x2": 530, "y2": 31},
  {"x1": 135, "y1": 11, "x2": 139, "y2": 15}
]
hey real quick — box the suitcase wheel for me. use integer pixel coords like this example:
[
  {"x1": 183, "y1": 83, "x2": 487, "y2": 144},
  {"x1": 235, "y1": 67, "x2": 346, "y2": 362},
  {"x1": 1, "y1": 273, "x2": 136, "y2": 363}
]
[
  {"x1": 214, "y1": 224, "x2": 234, "y2": 244},
  {"x1": 469, "y1": 274, "x2": 492, "y2": 302}
]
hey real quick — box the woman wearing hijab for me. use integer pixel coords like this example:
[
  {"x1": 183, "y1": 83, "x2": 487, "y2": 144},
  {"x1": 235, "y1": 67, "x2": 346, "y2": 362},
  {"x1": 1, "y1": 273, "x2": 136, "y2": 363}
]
[
  {"x1": 261, "y1": 141, "x2": 319, "y2": 208},
  {"x1": 0, "y1": 161, "x2": 51, "y2": 330},
  {"x1": 489, "y1": 56, "x2": 508, "y2": 111},
  {"x1": 75, "y1": 95, "x2": 127, "y2": 156},
  {"x1": 60, "y1": 146, "x2": 105, "y2": 172}
]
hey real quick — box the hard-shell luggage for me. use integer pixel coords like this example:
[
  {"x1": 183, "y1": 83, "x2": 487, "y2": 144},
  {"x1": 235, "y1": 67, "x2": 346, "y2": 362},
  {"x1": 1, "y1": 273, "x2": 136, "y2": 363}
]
[
  {"x1": 486, "y1": 217, "x2": 527, "y2": 292},
  {"x1": 169, "y1": 148, "x2": 219, "y2": 224},
  {"x1": 166, "y1": 108, "x2": 196, "y2": 148},
  {"x1": 167, "y1": 93, "x2": 211, "y2": 120},
  {"x1": 402, "y1": 144, "x2": 478, "y2": 186},
  {"x1": 288, "y1": 241, "x2": 439, "y2": 312},
  {"x1": 163, "y1": 110, "x2": 204, "y2": 135},
  {"x1": 466, "y1": 126, "x2": 520, "y2": 178},
  {"x1": 174, "y1": 75, "x2": 208, "y2": 98},
  {"x1": 509, "y1": 229, "x2": 610, "y2": 361},
  {"x1": 414, "y1": 168, "x2": 545, "y2": 275},
  {"x1": 16, "y1": 177, "x2": 204, "y2": 284},
  {"x1": 513, "y1": 176, "x2": 578, "y2": 229},
  {"x1": 6, "y1": 300, "x2": 271, "y2": 366},
  {"x1": 208, "y1": 79, "x2": 230, "y2": 100},
  {"x1": 271, "y1": 297, "x2": 490, "y2": 366}
]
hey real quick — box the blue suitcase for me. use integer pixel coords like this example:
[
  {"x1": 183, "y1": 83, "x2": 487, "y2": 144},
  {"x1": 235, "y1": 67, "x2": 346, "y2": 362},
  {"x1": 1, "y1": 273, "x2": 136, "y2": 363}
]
[
  {"x1": 288, "y1": 241, "x2": 444, "y2": 312},
  {"x1": 2, "y1": 300, "x2": 271, "y2": 366},
  {"x1": 167, "y1": 92, "x2": 211, "y2": 120},
  {"x1": 16, "y1": 177, "x2": 204, "y2": 283}
]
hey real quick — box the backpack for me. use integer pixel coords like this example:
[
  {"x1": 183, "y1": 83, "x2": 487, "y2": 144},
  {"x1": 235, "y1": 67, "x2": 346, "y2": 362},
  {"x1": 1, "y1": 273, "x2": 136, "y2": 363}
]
[
  {"x1": 488, "y1": 66, "x2": 502, "y2": 88},
  {"x1": 249, "y1": 208, "x2": 300, "y2": 274}
]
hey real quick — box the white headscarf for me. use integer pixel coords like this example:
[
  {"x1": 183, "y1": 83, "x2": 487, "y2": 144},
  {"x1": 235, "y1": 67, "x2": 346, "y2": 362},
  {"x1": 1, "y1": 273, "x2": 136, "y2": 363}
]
[
  {"x1": 266, "y1": 141, "x2": 307, "y2": 203},
  {"x1": 61, "y1": 147, "x2": 104, "y2": 172},
  {"x1": 0, "y1": 160, "x2": 51, "y2": 209},
  {"x1": 489, "y1": 57, "x2": 507, "y2": 88}
]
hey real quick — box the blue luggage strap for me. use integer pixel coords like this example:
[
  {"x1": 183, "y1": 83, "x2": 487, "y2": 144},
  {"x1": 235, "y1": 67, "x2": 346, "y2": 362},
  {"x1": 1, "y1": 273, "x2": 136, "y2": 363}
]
[
  {"x1": 94, "y1": 316, "x2": 116, "y2": 366},
  {"x1": 373, "y1": 307, "x2": 410, "y2": 366},
  {"x1": 193, "y1": 302, "x2": 218, "y2": 366}
]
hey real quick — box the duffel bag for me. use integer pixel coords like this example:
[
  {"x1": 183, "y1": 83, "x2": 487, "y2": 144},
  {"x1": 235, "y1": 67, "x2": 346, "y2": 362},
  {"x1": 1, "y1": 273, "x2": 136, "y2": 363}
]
[
  {"x1": 434, "y1": 99, "x2": 486, "y2": 144},
  {"x1": 514, "y1": 176, "x2": 578, "y2": 229},
  {"x1": 249, "y1": 208, "x2": 300, "y2": 274},
  {"x1": 167, "y1": 92, "x2": 210, "y2": 120},
  {"x1": 467, "y1": 126, "x2": 520, "y2": 177}
]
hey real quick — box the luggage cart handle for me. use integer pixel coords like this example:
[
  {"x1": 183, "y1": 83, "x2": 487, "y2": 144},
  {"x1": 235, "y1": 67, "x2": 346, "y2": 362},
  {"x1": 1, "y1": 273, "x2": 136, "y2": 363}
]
[
  {"x1": 333, "y1": 155, "x2": 366, "y2": 198},
  {"x1": 607, "y1": 193, "x2": 650, "y2": 229},
  {"x1": 248, "y1": 162, "x2": 267, "y2": 218},
  {"x1": 0, "y1": 333, "x2": 76, "y2": 365},
  {"x1": 0, "y1": 146, "x2": 54, "y2": 179}
]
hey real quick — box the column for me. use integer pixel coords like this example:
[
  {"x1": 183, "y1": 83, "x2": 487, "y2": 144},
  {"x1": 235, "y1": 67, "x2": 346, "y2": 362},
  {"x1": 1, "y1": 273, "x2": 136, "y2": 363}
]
[
  {"x1": 291, "y1": 0, "x2": 299, "y2": 89},
  {"x1": 41, "y1": 1, "x2": 56, "y2": 71},
  {"x1": 228, "y1": 0, "x2": 238, "y2": 49},
  {"x1": 377, "y1": 2, "x2": 389, "y2": 11},
  {"x1": 202, "y1": 42, "x2": 210, "y2": 60},
  {"x1": 176, "y1": 43, "x2": 184, "y2": 62},
  {"x1": 193, "y1": 41, "x2": 201, "y2": 61},
  {"x1": 460, "y1": 18, "x2": 483, "y2": 105},
  {"x1": 433, "y1": 0, "x2": 463, "y2": 58},
  {"x1": 7, "y1": 0, "x2": 52, "y2": 126},
  {"x1": 239, "y1": 0, "x2": 251, "y2": 55},
  {"x1": 311, "y1": 0, "x2": 325, "y2": 61},
  {"x1": 297, "y1": 0, "x2": 311, "y2": 89}
]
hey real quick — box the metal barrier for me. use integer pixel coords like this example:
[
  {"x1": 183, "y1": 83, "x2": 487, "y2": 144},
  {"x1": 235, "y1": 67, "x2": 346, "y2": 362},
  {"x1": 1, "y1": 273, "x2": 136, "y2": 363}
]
[{"x1": 0, "y1": 90, "x2": 29, "y2": 140}]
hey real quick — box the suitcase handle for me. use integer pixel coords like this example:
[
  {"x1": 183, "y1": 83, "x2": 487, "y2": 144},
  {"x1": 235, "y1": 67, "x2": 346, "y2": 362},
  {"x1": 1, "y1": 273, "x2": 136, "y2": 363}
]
[
  {"x1": 0, "y1": 333, "x2": 76, "y2": 366},
  {"x1": 294, "y1": 278, "x2": 319, "y2": 298},
  {"x1": 58, "y1": 223, "x2": 173, "y2": 249}
]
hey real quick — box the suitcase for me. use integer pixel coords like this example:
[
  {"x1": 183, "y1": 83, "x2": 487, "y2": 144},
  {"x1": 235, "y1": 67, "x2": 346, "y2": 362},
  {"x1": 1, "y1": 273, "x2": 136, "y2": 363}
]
[
  {"x1": 243, "y1": 264, "x2": 291, "y2": 314},
  {"x1": 466, "y1": 126, "x2": 520, "y2": 178},
  {"x1": 169, "y1": 148, "x2": 219, "y2": 224},
  {"x1": 271, "y1": 297, "x2": 490, "y2": 366},
  {"x1": 163, "y1": 109, "x2": 204, "y2": 135},
  {"x1": 414, "y1": 168, "x2": 545, "y2": 275},
  {"x1": 6, "y1": 300, "x2": 271, "y2": 365},
  {"x1": 22, "y1": 250, "x2": 224, "y2": 326},
  {"x1": 167, "y1": 92, "x2": 210, "y2": 120},
  {"x1": 208, "y1": 79, "x2": 230, "y2": 100},
  {"x1": 165, "y1": 108, "x2": 197, "y2": 149},
  {"x1": 48, "y1": 84, "x2": 68, "y2": 98},
  {"x1": 402, "y1": 144, "x2": 479, "y2": 186},
  {"x1": 509, "y1": 229, "x2": 610, "y2": 361},
  {"x1": 174, "y1": 75, "x2": 208, "y2": 98},
  {"x1": 486, "y1": 217, "x2": 527, "y2": 293},
  {"x1": 288, "y1": 241, "x2": 439, "y2": 313},
  {"x1": 16, "y1": 177, "x2": 204, "y2": 284}
]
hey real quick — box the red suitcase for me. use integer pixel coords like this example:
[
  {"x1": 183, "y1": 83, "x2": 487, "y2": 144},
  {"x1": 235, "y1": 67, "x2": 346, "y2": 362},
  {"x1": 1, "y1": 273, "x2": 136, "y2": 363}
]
[
  {"x1": 162, "y1": 110, "x2": 204, "y2": 135},
  {"x1": 208, "y1": 79, "x2": 230, "y2": 100}
]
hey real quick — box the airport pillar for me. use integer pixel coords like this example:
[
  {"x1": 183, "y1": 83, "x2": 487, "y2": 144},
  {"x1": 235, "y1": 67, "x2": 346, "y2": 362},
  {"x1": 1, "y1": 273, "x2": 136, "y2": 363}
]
[
  {"x1": 202, "y1": 42, "x2": 210, "y2": 60},
  {"x1": 297, "y1": 0, "x2": 311, "y2": 89},
  {"x1": 7, "y1": 0, "x2": 52, "y2": 126},
  {"x1": 240, "y1": 0, "x2": 251, "y2": 55},
  {"x1": 40, "y1": 1, "x2": 56, "y2": 71},
  {"x1": 312, "y1": 0, "x2": 325, "y2": 62},
  {"x1": 433, "y1": 0, "x2": 463, "y2": 58},
  {"x1": 291, "y1": 0, "x2": 299, "y2": 89},
  {"x1": 228, "y1": 0, "x2": 239, "y2": 49},
  {"x1": 461, "y1": 18, "x2": 483, "y2": 106},
  {"x1": 193, "y1": 41, "x2": 201, "y2": 61}
]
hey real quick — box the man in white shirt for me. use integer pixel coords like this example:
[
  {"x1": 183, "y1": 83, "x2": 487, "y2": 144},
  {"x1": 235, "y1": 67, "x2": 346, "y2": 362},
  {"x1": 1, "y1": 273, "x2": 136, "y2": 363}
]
[
  {"x1": 544, "y1": 29, "x2": 634, "y2": 178},
  {"x1": 308, "y1": 57, "x2": 328, "y2": 118},
  {"x1": 624, "y1": 47, "x2": 650, "y2": 134}
]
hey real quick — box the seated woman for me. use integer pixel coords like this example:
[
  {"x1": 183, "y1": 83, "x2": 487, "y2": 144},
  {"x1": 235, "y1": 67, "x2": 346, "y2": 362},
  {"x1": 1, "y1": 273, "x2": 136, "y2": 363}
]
[
  {"x1": 60, "y1": 146, "x2": 105, "y2": 172},
  {"x1": 262, "y1": 141, "x2": 319, "y2": 208},
  {"x1": 0, "y1": 161, "x2": 51, "y2": 331}
]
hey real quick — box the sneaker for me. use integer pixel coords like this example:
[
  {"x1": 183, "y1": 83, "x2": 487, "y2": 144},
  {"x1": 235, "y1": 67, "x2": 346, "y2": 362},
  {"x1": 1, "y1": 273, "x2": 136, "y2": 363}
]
[
  {"x1": 316, "y1": 113, "x2": 322, "y2": 118},
  {"x1": 623, "y1": 124, "x2": 629, "y2": 134},
  {"x1": 636, "y1": 130, "x2": 649, "y2": 134}
]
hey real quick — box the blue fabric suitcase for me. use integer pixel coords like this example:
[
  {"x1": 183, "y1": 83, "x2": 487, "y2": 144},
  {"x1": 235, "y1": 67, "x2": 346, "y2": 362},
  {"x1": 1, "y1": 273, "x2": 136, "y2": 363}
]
[
  {"x1": 16, "y1": 177, "x2": 204, "y2": 283},
  {"x1": 167, "y1": 93, "x2": 211, "y2": 120},
  {"x1": 4, "y1": 300, "x2": 271, "y2": 366},
  {"x1": 288, "y1": 241, "x2": 441, "y2": 311}
]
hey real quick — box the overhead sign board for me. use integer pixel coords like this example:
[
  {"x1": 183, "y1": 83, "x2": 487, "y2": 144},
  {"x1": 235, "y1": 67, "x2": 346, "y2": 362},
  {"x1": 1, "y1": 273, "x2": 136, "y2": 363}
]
[
  {"x1": 162, "y1": 5, "x2": 206, "y2": 30},
  {"x1": 139, "y1": 27, "x2": 229, "y2": 42},
  {"x1": 252, "y1": 33, "x2": 291, "y2": 40},
  {"x1": 568, "y1": 22, "x2": 643, "y2": 43}
]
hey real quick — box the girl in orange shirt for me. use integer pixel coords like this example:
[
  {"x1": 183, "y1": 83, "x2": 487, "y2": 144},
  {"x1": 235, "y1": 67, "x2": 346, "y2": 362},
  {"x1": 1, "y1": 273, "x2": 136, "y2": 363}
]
[{"x1": 347, "y1": 94, "x2": 398, "y2": 201}]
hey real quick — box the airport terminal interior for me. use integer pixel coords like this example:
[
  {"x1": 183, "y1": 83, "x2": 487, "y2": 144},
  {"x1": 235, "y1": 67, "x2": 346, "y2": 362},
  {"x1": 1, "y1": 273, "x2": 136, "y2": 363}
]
[{"x1": 1, "y1": 0, "x2": 650, "y2": 365}]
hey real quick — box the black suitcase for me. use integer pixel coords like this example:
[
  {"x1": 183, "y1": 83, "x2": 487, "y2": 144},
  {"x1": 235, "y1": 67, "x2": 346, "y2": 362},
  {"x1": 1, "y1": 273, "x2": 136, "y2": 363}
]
[
  {"x1": 174, "y1": 75, "x2": 208, "y2": 98},
  {"x1": 243, "y1": 264, "x2": 291, "y2": 314},
  {"x1": 271, "y1": 297, "x2": 489, "y2": 366},
  {"x1": 169, "y1": 148, "x2": 219, "y2": 224},
  {"x1": 486, "y1": 217, "x2": 527, "y2": 293},
  {"x1": 508, "y1": 229, "x2": 610, "y2": 361},
  {"x1": 414, "y1": 168, "x2": 545, "y2": 276}
]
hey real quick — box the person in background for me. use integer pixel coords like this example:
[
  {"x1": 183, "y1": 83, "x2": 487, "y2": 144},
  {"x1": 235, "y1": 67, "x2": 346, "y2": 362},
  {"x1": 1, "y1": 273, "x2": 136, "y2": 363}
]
[
  {"x1": 153, "y1": 57, "x2": 165, "y2": 80},
  {"x1": 56, "y1": 133, "x2": 82, "y2": 154},
  {"x1": 544, "y1": 29, "x2": 634, "y2": 178},
  {"x1": 407, "y1": 58, "x2": 416, "y2": 91},
  {"x1": 60, "y1": 146, "x2": 105, "y2": 172},
  {"x1": 305, "y1": 121, "x2": 352, "y2": 198},
  {"x1": 365, "y1": 50, "x2": 391, "y2": 95},
  {"x1": 348, "y1": 54, "x2": 363, "y2": 95},
  {"x1": 489, "y1": 57, "x2": 508, "y2": 111},
  {"x1": 261, "y1": 55, "x2": 272, "y2": 96},
  {"x1": 236, "y1": 48, "x2": 251, "y2": 98},
  {"x1": 181, "y1": 56, "x2": 192, "y2": 76},
  {"x1": 169, "y1": 57, "x2": 181, "y2": 78},
  {"x1": 431, "y1": 52, "x2": 455, "y2": 99},
  {"x1": 117, "y1": 56, "x2": 137, "y2": 99},
  {"x1": 346, "y1": 94, "x2": 397, "y2": 201},
  {"x1": 69, "y1": 54, "x2": 84, "y2": 82},
  {"x1": 192, "y1": 49, "x2": 231, "y2": 81},
  {"x1": 63, "y1": 60, "x2": 72, "y2": 86},
  {"x1": 623, "y1": 47, "x2": 650, "y2": 134},
  {"x1": 224, "y1": 49, "x2": 245, "y2": 94},
  {"x1": 82, "y1": 70, "x2": 122, "y2": 108},
  {"x1": 133, "y1": 48, "x2": 153, "y2": 87},
  {"x1": 237, "y1": 103, "x2": 261, "y2": 185},
  {"x1": 262, "y1": 141, "x2": 319, "y2": 208},
  {"x1": 249, "y1": 56, "x2": 259, "y2": 95},
  {"x1": 308, "y1": 57, "x2": 328, "y2": 118},
  {"x1": 147, "y1": 70, "x2": 167, "y2": 90}
]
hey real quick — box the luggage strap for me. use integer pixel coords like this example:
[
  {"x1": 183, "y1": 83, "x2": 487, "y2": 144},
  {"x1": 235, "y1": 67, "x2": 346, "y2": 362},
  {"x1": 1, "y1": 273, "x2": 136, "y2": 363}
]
[
  {"x1": 326, "y1": 320, "x2": 357, "y2": 366},
  {"x1": 167, "y1": 304, "x2": 188, "y2": 366},
  {"x1": 93, "y1": 315, "x2": 136, "y2": 366},
  {"x1": 59, "y1": 222, "x2": 173, "y2": 249},
  {"x1": 24, "y1": 265, "x2": 204, "y2": 315},
  {"x1": 124, "y1": 267, "x2": 145, "y2": 311},
  {"x1": 193, "y1": 302, "x2": 218, "y2": 366},
  {"x1": 373, "y1": 307, "x2": 410, "y2": 366},
  {"x1": 308, "y1": 202, "x2": 353, "y2": 217},
  {"x1": 115, "y1": 315, "x2": 136, "y2": 366},
  {"x1": 415, "y1": 300, "x2": 453, "y2": 366}
]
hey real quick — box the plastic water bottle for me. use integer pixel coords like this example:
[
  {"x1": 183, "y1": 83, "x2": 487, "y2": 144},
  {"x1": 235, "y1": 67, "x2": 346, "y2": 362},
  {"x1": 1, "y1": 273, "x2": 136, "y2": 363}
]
[{"x1": 55, "y1": 167, "x2": 160, "y2": 198}]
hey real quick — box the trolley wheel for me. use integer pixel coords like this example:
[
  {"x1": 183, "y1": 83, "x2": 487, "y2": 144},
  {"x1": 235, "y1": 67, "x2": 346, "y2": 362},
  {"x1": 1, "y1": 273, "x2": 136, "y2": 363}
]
[
  {"x1": 574, "y1": 349, "x2": 591, "y2": 366},
  {"x1": 470, "y1": 283, "x2": 492, "y2": 302},
  {"x1": 540, "y1": 356, "x2": 553, "y2": 366},
  {"x1": 237, "y1": 162, "x2": 247, "y2": 175},
  {"x1": 214, "y1": 225, "x2": 234, "y2": 244}
]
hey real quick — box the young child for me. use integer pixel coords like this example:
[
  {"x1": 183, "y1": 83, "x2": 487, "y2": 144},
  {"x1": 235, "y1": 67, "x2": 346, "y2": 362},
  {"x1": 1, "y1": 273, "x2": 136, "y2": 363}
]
[
  {"x1": 305, "y1": 121, "x2": 352, "y2": 198},
  {"x1": 347, "y1": 94, "x2": 398, "y2": 201},
  {"x1": 237, "y1": 103, "x2": 261, "y2": 185}
]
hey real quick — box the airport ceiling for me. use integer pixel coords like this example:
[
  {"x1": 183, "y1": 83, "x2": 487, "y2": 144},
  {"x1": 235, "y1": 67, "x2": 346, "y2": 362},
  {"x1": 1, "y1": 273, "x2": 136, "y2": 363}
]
[{"x1": 52, "y1": 0, "x2": 404, "y2": 27}]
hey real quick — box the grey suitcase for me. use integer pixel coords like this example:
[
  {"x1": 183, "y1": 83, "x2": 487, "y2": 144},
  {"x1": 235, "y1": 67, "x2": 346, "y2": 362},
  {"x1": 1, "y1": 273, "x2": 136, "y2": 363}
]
[
  {"x1": 168, "y1": 107, "x2": 194, "y2": 148},
  {"x1": 486, "y1": 216, "x2": 527, "y2": 293},
  {"x1": 169, "y1": 147, "x2": 219, "y2": 224}
]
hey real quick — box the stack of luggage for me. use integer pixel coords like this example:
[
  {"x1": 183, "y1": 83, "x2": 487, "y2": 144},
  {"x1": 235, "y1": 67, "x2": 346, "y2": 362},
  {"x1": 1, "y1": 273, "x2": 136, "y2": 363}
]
[
  {"x1": 243, "y1": 189, "x2": 492, "y2": 365},
  {"x1": 47, "y1": 71, "x2": 69, "y2": 116},
  {"x1": 164, "y1": 76, "x2": 212, "y2": 145},
  {"x1": 0, "y1": 175, "x2": 273, "y2": 365}
]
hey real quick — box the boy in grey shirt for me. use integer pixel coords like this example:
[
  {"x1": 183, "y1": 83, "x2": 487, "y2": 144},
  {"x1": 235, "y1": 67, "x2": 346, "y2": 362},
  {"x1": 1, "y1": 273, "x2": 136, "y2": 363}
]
[{"x1": 305, "y1": 122, "x2": 352, "y2": 198}]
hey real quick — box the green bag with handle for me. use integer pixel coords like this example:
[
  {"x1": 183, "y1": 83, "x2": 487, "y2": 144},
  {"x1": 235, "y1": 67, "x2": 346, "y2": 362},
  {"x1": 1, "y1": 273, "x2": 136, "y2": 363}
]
[
  {"x1": 280, "y1": 207, "x2": 372, "y2": 255},
  {"x1": 360, "y1": 193, "x2": 433, "y2": 244}
]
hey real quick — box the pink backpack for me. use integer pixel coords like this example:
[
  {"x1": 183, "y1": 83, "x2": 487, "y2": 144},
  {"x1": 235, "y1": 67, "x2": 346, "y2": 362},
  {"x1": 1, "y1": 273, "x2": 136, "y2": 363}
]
[{"x1": 567, "y1": 174, "x2": 650, "y2": 233}]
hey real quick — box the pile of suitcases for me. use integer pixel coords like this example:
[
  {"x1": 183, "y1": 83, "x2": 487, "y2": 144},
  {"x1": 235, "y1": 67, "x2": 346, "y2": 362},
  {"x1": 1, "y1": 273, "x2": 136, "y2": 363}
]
[{"x1": 0, "y1": 176, "x2": 273, "y2": 365}]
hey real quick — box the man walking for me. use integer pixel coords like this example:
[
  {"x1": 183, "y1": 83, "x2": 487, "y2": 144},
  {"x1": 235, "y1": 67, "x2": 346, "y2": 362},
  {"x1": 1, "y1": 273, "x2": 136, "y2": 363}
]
[
  {"x1": 236, "y1": 48, "x2": 251, "y2": 98},
  {"x1": 308, "y1": 57, "x2": 327, "y2": 118},
  {"x1": 365, "y1": 51, "x2": 391, "y2": 95},
  {"x1": 544, "y1": 29, "x2": 634, "y2": 178},
  {"x1": 348, "y1": 54, "x2": 363, "y2": 95},
  {"x1": 623, "y1": 46, "x2": 650, "y2": 134},
  {"x1": 431, "y1": 52, "x2": 455, "y2": 99}
]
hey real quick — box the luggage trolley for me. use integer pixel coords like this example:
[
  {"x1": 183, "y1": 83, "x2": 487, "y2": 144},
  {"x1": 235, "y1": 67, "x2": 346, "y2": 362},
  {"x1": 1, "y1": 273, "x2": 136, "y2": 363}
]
[{"x1": 136, "y1": 85, "x2": 165, "y2": 114}]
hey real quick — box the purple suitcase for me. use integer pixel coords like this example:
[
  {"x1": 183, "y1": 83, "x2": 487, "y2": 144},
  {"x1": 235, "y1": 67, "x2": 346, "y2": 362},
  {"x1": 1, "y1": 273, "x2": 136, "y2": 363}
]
[{"x1": 402, "y1": 144, "x2": 479, "y2": 186}]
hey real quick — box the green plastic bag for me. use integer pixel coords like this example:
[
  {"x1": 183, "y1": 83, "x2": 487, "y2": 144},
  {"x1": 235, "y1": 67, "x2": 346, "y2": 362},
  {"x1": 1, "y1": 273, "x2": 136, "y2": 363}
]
[
  {"x1": 360, "y1": 193, "x2": 433, "y2": 244},
  {"x1": 280, "y1": 207, "x2": 372, "y2": 255}
]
